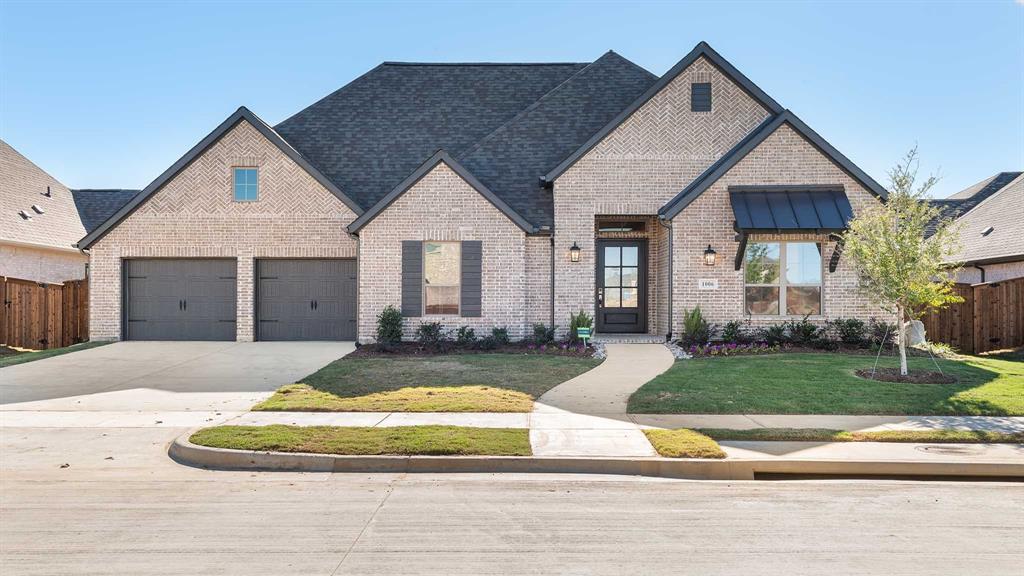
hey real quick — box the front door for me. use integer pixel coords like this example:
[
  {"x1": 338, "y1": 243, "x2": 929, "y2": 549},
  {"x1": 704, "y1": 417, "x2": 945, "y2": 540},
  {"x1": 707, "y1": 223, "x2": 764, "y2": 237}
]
[{"x1": 596, "y1": 240, "x2": 646, "y2": 333}]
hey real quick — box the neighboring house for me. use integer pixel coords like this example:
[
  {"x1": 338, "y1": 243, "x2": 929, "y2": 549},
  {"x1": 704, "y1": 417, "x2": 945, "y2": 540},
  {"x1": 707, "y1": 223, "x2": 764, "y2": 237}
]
[
  {"x1": 78, "y1": 42, "x2": 889, "y2": 343},
  {"x1": 1, "y1": 139, "x2": 89, "y2": 284},
  {"x1": 929, "y1": 171, "x2": 1024, "y2": 283}
]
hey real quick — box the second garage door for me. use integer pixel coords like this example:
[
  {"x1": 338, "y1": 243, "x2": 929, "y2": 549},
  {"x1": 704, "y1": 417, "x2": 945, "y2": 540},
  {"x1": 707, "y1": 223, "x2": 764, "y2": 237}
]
[{"x1": 256, "y1": 259, "x2": 357, "y2": 341}]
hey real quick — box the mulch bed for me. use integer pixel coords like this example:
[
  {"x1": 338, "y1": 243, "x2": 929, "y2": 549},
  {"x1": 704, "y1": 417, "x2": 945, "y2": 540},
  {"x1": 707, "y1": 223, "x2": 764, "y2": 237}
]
[
  {"x1": 0, "y1": 346, "x2": 25, "y2": 358},
  {"x1": 350, "y1": 341, "x2": 595, "y2": 358},
  {"x1": 855, "y1": 368, "x2": 957, "y2": 384}
]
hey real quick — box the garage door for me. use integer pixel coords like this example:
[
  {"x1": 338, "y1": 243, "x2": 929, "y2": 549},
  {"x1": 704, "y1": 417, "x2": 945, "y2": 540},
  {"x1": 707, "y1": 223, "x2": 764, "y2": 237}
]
[
  {"x1": 256, "y1": 259, "x2": 357, "y2": 341},
  {"x1": 124, "y1": 259, "x2": 237, "y2": 341}
]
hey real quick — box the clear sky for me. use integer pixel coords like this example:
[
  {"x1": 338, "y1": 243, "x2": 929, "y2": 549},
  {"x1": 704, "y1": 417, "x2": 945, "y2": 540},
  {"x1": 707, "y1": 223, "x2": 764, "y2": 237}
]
[{"x1": 1, "y1": 1, "x2": 1021, "y2": 198}]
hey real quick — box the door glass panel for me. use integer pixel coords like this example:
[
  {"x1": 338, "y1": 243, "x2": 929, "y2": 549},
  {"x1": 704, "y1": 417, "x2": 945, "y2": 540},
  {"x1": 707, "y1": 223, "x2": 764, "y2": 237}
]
[
  {"x1": 605, "y1": 288, "x2": 621, "y2": 307},
  {"x1": 621, "y1": 246, "x2": 638, "y2": 266},
  {"x1": 604, "y1": 268, "x2": 621, "y2": 288},
  {"x1": 604, "y1": 246, "x2": 620, "y2": 266},
  {"x1": 621, "y1": 267, "x2": 638, "y2": 287},
  {"x1": 621, "y1": 288, "x2": 638, "y2": 308}
]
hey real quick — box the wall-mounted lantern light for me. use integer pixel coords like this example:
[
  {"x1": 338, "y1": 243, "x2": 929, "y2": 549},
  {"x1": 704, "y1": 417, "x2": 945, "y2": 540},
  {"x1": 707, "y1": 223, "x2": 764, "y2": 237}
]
[
  {"x1": 703, "y1": 244, "x2": 717, "y2": 266},
  {"x1": 570, "y1": 242, "x2": 581, "y2": 263}
]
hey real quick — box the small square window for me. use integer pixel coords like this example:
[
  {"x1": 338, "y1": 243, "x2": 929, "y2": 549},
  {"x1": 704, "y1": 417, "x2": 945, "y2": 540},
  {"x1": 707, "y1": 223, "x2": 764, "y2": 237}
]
[
  {"x1": 691, "y1": 82, "x2": 712, "y2": 112},
  {"x1": 233, "y1": 167, "x2": 258, "y2": 201}
]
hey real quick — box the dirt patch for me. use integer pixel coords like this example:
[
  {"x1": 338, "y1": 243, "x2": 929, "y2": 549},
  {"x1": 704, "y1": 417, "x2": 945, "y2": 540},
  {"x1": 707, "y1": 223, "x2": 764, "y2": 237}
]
[
  {"x1": 855, "y1": 368, "x2": 957, "y2": 384},
  {"x1": 0, "y1": 346, "x2": 26, "y2": 358},
  {"x1": 350, "y1": 342, "x2": 595, "y2": 358}
]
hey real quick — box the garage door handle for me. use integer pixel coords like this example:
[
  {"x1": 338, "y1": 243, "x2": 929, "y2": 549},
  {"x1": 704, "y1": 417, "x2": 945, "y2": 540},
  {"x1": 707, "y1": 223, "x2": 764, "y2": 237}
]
[
  {"x1": 178, "y1": 299, "x2": 183, "y2": 311},
  {"x1": 314, "y1": 300, "x2": 318, "y2": 310},
  {"x1": 183, "y1": 299, "x2": 187, "y2": 311}
]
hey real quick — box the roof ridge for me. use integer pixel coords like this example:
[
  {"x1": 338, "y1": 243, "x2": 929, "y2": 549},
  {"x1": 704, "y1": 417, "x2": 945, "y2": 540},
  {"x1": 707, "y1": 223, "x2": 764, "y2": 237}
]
[
  {"x1": 455, "y1": 55, "x2": 610, "y2": 160},
  {"x1": 380, "y1": 61, "x2": 586, "y2": 67}
]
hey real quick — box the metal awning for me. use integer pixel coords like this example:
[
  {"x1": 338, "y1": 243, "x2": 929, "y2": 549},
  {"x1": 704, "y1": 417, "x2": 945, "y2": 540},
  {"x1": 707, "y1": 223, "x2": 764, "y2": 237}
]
[{"x1": 729, "y1": 186, "x2": 854, "y2": 232}]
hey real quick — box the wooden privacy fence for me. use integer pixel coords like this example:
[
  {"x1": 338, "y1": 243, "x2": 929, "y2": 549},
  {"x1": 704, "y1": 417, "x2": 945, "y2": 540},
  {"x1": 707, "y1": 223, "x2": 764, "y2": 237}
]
[
  {"x1": 0, "y1": 277, "x2": 89, "y2": 350},
  {"x1": 921, "y1": 278, "x2": 1024, "y2": 354}
]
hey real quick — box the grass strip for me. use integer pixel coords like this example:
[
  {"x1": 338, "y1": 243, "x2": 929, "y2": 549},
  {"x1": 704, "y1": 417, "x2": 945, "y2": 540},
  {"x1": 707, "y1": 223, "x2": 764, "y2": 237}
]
[
  {"x1": 0, "y1": 341, "x2": 111, "y2": 368},
  {"x1": 699, "y1": 428, "x2": 1024, "y2": 444},
  {"x1": 643, "y1": 429, "x2": 727, "y2": 459},
  {"x1": 189, "y1": 425, "x2": 532, "y2": 456},
  {"x1": 254, "y1": 384, "x2": 534, "y2": 413}
]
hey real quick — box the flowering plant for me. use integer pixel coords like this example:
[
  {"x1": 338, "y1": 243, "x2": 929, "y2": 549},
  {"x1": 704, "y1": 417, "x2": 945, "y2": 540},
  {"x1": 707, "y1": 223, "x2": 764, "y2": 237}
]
[{"x1": 686, "y1": 341, "x2": 779, "y2": 358}]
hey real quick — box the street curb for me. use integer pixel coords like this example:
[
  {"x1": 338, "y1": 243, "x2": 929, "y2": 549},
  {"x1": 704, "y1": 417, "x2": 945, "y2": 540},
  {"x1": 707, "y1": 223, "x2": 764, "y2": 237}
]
[{"x1": 169, "y1": 433, "x2": 1024, "y2": 480}]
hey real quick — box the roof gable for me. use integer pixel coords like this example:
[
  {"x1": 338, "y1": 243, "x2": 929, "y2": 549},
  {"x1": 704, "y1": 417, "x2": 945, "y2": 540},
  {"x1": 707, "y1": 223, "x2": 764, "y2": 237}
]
[
  {"x1": 659, "y1": 110, "x2": 888, "y2": 219},
  {"x1": 78, "y1": 107, "x2": 359, "y2": 249},
  {"x1": 347, "y1": 150, "x2": 535, "y2": 234},
  {"x1": 543, "y1": 41, "x2": 785, "y2": 182}
]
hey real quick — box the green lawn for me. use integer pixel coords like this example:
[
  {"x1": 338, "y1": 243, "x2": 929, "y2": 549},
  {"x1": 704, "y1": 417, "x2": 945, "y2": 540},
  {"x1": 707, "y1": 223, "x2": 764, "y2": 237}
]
[
  {"x1": 189, "y1": 425, "x2": 531, "y2": 456},
  {"x1": 0, "y1": 341, "x2": 110, "y2": 368},
  {"x1": 628, "y1": 351, "x2": 1024, "y2": 416},
  {"x1": 254, "y1": 354, "x2": 601, "y2": 413},
  {"x1": 699, "y1": 428, "x2": 1024, "y2": 444},
  {"x1": 644, "y1": 429, "x2": 726, "y2": 458}
]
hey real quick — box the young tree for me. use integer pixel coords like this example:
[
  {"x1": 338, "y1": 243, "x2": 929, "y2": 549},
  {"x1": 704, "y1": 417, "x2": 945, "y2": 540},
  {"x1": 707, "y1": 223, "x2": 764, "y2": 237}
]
[{"x1": 843, "y1": 148, "x2": 962, "y2": 375}]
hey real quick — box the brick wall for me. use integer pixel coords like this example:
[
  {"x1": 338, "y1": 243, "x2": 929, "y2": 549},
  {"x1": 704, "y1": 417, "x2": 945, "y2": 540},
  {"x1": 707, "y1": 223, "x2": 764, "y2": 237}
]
[
  {"x1": 0, "y1": 243, "x2": 87, "y2": 284},
  {"x1": 671, "y1": 122, "x2": 886, "y2": 331},
  {"x1": 553, "y1": 55, "x2": 771, "y2": 336},
  {"x1": 88, "y1": 120, "x2": 358, "y2": 341},
  {"x1": 357, "y1": 162, "x2": 529, "y2": 341}
]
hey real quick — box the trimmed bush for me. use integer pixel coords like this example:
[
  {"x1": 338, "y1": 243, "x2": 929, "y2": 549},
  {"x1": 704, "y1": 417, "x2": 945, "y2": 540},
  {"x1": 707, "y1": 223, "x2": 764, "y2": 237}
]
[
  {"x1": 415, "y1": 322, "x2": 446, "y2": 350},
  {"x1": 827, "y1": 318, "x2": 866, "y2": 345},
  {"x1": 376, "y1": 305, "x2": 403, "y2": 345},
  {"x1": 455, "y1": 326, "x2": 477, "y2": 346},
  {"x1": 491, "y1": 326, "x2": 510, "y2": 346},
  {"x1": 531, "y1": 323, "x2": 556, "y2": 345}
]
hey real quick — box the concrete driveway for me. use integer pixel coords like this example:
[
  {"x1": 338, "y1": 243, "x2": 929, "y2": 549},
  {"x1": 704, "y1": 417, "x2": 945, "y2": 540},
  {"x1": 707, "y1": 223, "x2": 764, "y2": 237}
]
[{"x1": 0, "y1": 341, "x2": 353, "y2": 411}]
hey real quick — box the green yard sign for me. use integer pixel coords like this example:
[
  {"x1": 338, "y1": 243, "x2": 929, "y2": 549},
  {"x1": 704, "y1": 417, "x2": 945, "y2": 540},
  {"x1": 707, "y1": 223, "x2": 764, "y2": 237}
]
[{"x1": 576, "y1": 327, "x2": 591, "y2": 344}]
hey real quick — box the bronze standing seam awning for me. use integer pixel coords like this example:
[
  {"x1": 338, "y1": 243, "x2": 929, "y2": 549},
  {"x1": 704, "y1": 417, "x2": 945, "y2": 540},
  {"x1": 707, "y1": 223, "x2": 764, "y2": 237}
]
[{"x1": 729, "y1": 186, "x2": 853, "y2": 271}]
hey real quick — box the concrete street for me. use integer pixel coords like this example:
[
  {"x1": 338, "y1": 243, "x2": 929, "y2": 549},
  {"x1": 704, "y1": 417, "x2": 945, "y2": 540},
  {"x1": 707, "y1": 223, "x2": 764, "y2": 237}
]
[{"x1": 2, "y1": 424, "x2": 1023, "y2": 575}]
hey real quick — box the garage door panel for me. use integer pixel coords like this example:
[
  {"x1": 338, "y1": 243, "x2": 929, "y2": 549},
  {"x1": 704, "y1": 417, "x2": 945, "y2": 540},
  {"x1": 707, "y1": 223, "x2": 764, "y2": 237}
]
[
  {"x1": 124, "y1": 259, "x2": 236, "y2": 341},
  {"x1": 257, "y1": 259, "x2": 356, "y2": 341}
]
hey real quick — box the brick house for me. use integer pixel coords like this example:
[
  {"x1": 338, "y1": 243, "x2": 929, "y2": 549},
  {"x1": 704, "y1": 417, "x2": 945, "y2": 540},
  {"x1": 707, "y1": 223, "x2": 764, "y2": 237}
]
[{"x1": 77, "y1": 42, "x2": 888, "y2": 343}]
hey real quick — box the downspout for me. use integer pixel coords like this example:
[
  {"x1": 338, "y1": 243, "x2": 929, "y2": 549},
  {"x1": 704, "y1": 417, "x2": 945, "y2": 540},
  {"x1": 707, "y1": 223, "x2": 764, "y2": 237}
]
[
  {"x1": 549, "y1": 236, "x2": 555, "y2": 329},
  {"x1": 973, "y1": 263, "x2": 986, "y2": 283},
  {"x1": 658, "y1": 216, "x2": 673, "y2": 341}
]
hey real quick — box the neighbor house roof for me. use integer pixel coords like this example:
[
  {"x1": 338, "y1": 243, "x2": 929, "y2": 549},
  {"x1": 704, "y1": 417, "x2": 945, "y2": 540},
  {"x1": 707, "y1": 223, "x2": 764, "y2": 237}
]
[
  {"x1": 931, "y1": 172, "x2": 1024, "y2": 265},
  {"x1": 926, "y1": 171, "x2": 1022, "y2": 237},
  {"x1": 276, "y1": 56, "x2": 656, "y2": 229},
  {"x1": 72, "y1": 189, "x2": 141, "y2": 233},
  {"x1": 0, "y1": 139, "x2": 86, "y2": 252}
]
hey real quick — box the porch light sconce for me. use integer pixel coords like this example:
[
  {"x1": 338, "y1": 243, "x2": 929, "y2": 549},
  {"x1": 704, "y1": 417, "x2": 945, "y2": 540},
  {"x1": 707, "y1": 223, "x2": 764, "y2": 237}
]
[
  {"x1": 703, "y1": 244, "x2": 717, "y2": 266},
  {"x1": 569, "y1": 242, "x2": 581, "y2": 263}
]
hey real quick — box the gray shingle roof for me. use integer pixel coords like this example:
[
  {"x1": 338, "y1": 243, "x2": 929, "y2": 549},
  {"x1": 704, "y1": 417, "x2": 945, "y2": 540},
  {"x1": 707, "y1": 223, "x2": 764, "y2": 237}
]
[
  {"x1": 926, "y1": 171, "x2": 1023, "y2": 237},
  {"x1": 275, "y1": 56, "x2": 656, "y2": 228},
  {"x1": 72, "y1": 189, "x2": 140, "y2": 233}
]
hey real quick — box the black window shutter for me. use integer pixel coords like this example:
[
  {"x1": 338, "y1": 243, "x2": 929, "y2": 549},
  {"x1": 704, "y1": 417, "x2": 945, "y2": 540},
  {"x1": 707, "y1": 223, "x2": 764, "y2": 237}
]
[
  {"x1": 401, "y1": 241, "x2": 423, "y2": 317},
  {"x1": 691, "y1": 82, "x2": 712, "y2": 112},
  {"x1": 461, "y1": 241, "x2": 482, "y2": 317}
]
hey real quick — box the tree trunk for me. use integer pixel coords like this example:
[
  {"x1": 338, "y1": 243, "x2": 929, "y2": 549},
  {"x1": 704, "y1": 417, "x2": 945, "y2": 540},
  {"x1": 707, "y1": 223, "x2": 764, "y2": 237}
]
[{"x1": 897, "y1": 304, "x2": 908, "y2": 376}]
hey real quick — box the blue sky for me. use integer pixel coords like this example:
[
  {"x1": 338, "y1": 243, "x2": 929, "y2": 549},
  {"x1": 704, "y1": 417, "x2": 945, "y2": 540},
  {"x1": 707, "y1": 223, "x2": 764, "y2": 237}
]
[{"x1": 1, "y1": 1, "x2": 1021, "y2": 198}]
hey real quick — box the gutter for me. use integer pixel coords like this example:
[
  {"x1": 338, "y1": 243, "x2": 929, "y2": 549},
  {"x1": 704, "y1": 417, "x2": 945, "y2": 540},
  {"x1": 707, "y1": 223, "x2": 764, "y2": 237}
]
[
  {"x1": 4, "y1": 238, "x2": 86, "y2": 255},
  {"x1": 973, "y1": 263, "x2": 986, "y2": 283},
  {"x1": 658, "y1": 216, "x2": 673, "y2": 341},
  {"x1": 549, "y1": 236, "x2": 555, "y2": 329}
]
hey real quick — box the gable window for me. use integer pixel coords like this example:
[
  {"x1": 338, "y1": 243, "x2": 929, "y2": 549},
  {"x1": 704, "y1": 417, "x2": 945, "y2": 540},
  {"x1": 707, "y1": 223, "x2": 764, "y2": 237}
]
[
  {"x1": 744, "y1": 241, "x2": 821, "y2": 315},
  {"x1": 233, "y1": 167, "x2": 258, "y2": 201},
  {"x1": 424, "y1": 241, "x2": 460, "y2": 315},
  {"x1": 691, "y1": 82, "x2": 712, "y2": 112}
]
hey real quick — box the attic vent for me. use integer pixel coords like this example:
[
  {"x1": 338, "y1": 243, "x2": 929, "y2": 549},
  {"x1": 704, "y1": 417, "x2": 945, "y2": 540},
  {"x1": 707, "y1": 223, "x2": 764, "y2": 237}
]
[
  {"x1": 31, "y1": 204, "x2": 45, "y2": 214},
  {"x1": 981, "y1": 226, "x2": 994, "y2": 236},
  {"x1": 691, "y1": 82, "x2": 712, "y2": 112},
  {"x1": 18, "y1": 210, "x2": 32, "y2": 220},
  {"x1": 44, "y1": 186, "x2": 51, "y2": 197}
]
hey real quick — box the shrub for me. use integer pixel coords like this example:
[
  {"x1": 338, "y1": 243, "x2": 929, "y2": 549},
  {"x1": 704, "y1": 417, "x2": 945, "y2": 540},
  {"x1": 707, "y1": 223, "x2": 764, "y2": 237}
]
[
  {"x1": 567, "y1": 310, "x2": 593, "y2": 343},
  {"x1": 720, "y1": 320, "x2": 750, "y2": 344},
  {"x1": 868, "y1": 318, "x2": 897, "y2": 347},
  {"x1": 476, "y1": 335, "x2": 499, "y2": 351},
  {"x1": 758, "y1": 324, "x2": 787, "y2": 346},
  {"x1": 530, "y1": 323, "x2": 556, "y2": 345},
  {"x1": 491, "y1": 326, "x2": 510, "y2": 346},
  {"x1": 784, "y1": 315, "x2": 822, "y2": 346},
  {"x1": 688, "y1": 342, "x2": 779, "y2": 358},
  {"x1": 827, "y1": 318, "x2": 866, "y2": 345},
  {"x1": 455, "y1": 326, "x2": 477, "y2": 346},
  {"x1": 415, "y1": 322, "x2": 446, "y2": 350},
  {"x1": 376, "y1": 305, "x2": 403, "y2": 345},
  {"x1": 679, "y1": 307, "x2": 712, "y2": 347}
]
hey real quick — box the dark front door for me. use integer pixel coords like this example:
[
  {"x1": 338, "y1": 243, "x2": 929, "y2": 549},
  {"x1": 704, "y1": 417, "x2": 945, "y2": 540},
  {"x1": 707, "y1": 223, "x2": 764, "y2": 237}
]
[
  {"x1": 124, "y1": 259, "x2": 237, "y2": 341},
  {"x1": 256, "y1": 259, "x2": 357, "y2": 341},
  {"x1": 596, "y1": 240, "x2": 646, "y2": 333}
]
